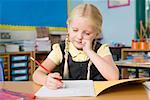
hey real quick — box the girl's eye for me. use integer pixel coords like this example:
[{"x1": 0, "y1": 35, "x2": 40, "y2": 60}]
[
  {"x1": 73, "y1": 29, "x2": 78, "y2": 32},
  {"x1": 85, "y1": 33, "x2": 90, "y2": 35}
]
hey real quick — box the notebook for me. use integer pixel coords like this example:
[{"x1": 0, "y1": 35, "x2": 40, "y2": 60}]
[
  {"x1": 143, "y1": 81, "x2": 150, "y2": 90},
  {"x1": 35, "y1": 78, "x2": 149, "y2": 97},
  {"x1": 35, "y1": 80, "x2": 94, "y2": 97}
]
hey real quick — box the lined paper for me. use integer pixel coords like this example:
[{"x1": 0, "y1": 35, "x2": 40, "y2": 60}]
[{"x1": 35, "y1": 80, "x2": 95, "y2": 97}]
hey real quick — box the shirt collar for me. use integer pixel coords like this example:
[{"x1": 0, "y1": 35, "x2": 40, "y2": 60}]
[{"x1": 69, "y1": 42, "x2": 86, "y2": 58}]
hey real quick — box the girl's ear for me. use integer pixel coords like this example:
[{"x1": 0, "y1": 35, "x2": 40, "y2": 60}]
[{"x1": 95, "y1": 33, "x2": 100, "y2": 39}]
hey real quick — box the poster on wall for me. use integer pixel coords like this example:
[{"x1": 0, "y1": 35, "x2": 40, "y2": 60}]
[
  {"x1": 0, "y1": 0, "x2": 68, "y2": 28},
  {"x1": 108, "y1": 0, "x2": 130, "y2": 8}
]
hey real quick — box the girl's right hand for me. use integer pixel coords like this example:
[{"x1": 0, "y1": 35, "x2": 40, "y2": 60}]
[{"x1": 44, "y1": 72, "x2": 64, "y2": 89}]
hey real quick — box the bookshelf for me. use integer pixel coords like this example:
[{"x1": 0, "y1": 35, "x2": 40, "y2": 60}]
[
  {"x1": 0, "y1": 51, "x2": 49, "y2": 81},
  {"x1": 118, "y1": 48, "x2": 150, "y2": 78},
  {"x1": 121, "y1": 48, "x2": 150, "y2": 60}
]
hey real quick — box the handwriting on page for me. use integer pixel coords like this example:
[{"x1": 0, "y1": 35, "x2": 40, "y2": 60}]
[{"x1": 35, "y1": 80, "x2": 95, "y2": 97}]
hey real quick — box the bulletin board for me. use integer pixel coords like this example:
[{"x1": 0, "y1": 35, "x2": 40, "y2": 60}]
[{"x1": 0, "y1": 0, "x2": 68, "y2": 29}]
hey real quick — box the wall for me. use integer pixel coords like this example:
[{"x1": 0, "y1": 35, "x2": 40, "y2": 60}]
[
  {"x1": 0, "y1": 0, "x2": 136, "y2": 46},
  {"x1": 70, "y1": 0, "x2": 136, "y2": 46}
]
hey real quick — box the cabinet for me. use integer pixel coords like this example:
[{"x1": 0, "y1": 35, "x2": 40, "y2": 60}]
[
  {"x1": 0, "y1": 51, "x2": 49, "y2": 81},
  {"x1": 117, "y1": 48, "x2": 150, "y2": 78},
  {"x1": 0, "y1": 54, "x2": 10, "y2": 80},
  {"x1": 121, "y1": 49, "x2": 150, "y2": 60}
]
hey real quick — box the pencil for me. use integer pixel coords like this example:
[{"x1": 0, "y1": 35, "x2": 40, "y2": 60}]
[
  {"x1": 30, "y1": 57, "x2": 49, "y2": 73},
  {"x1": 30, "y1": 57, "x2": 63, "y2": 83}
]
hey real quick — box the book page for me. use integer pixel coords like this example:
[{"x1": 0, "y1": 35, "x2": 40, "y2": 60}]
[
  {"x1": 35, "y1": 78, "x2": 149, "y2": 97},
  {"x1": 35, "y1": 80, "x2": 95, "y2": 97},
  {"x1": 143, "y1": 81, "x2": 150, "y2": 90},
  {"x1": 94, "y1": 78, "x2": 150, "y2": 96}
]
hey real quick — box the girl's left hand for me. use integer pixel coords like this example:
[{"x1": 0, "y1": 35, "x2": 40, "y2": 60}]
[{"x1": 82, "y1": 39, "x2": 92, "y2": 53}]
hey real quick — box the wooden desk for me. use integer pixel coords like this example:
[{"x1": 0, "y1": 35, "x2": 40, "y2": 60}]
[
  {"x1": 115, "y1": 60, "x2": 150, "y2": 78},
  {"x1": 0, "y1": 81, "x2": 149, "y2": 100}
]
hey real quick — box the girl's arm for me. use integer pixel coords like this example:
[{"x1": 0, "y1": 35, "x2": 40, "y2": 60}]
[
  {"x1": 86, "y1": 50, "x2": 119, "y2": 80},
  {"x1": 32, "y1": 58, "x2": 63, "y2": 89},
  {"x1": 32, "y1": 58, "x2": 56, "y2": 85},
  {"x1": 33, "y1": 43, "x2": 64, "y2": 89},
  {"x1": 82, "y1": 40, "x2": 119, "y2": 80}
]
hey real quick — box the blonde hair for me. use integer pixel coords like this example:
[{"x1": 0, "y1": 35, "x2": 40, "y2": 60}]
[
  {"x1": 63, "y1": 4, "x2": 102, "y2": 79},
  {"x1": 63, "y1": 32, "x2": 69, "y2": 79},
  {"x1": 67, "y1": 3, "x2": 103, "y2": 34}
]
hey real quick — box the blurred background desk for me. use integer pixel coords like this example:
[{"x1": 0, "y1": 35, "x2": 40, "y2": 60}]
[
  {"x1": 115, "y1": 48, "x2": 150, "y2": 79},
  {"x1": 0, "y1": 81, "x2": 149, "y2": 100},
  {"x1": 115, "y1": 60, "x2": 150, "y2": 78}
]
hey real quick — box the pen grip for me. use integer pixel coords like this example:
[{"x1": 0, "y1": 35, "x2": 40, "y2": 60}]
[{"x1": 55, "y1": 78, "x2": 63, "y2": 83}]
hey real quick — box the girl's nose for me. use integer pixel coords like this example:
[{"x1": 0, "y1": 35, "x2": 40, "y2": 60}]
[{"x1": 77, "y1": 32, "x2": 83, "y2": 39}]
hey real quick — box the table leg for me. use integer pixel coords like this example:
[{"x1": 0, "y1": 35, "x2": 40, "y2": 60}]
[
  {"x1": 135, "y1": 68, "x2": 139, "y2": 78},
  {"x1": 121, "y1": 68, "x2": 129, "y2": 79}
]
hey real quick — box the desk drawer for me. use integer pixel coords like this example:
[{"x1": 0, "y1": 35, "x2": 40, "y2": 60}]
[
  {"x1": 11, "y1": 62, "x2": 28, "y2": 68},
  {"x1": 11, "y1": 69, "x2": 28, "y2": 75},
  {"x1": 11, "y1": 55, "x2": 28, "y2": 61},
  {"x1": 11, "y1": 75, "x2": 28, "y2": 81}
]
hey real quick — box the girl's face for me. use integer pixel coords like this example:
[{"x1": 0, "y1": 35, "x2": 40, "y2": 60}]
[{"x1": 68, "y1": 16, "x2": 98, "y2": 49}]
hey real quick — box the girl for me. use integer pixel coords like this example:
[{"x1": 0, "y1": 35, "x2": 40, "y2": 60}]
[{"x1": 33, "y1": 3, "x2": 119, "y2": 89}]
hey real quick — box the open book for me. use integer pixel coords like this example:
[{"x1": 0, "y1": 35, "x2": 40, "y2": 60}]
[{"x1": 35, "y1": 78, "x2": 150, "y2": 97}]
